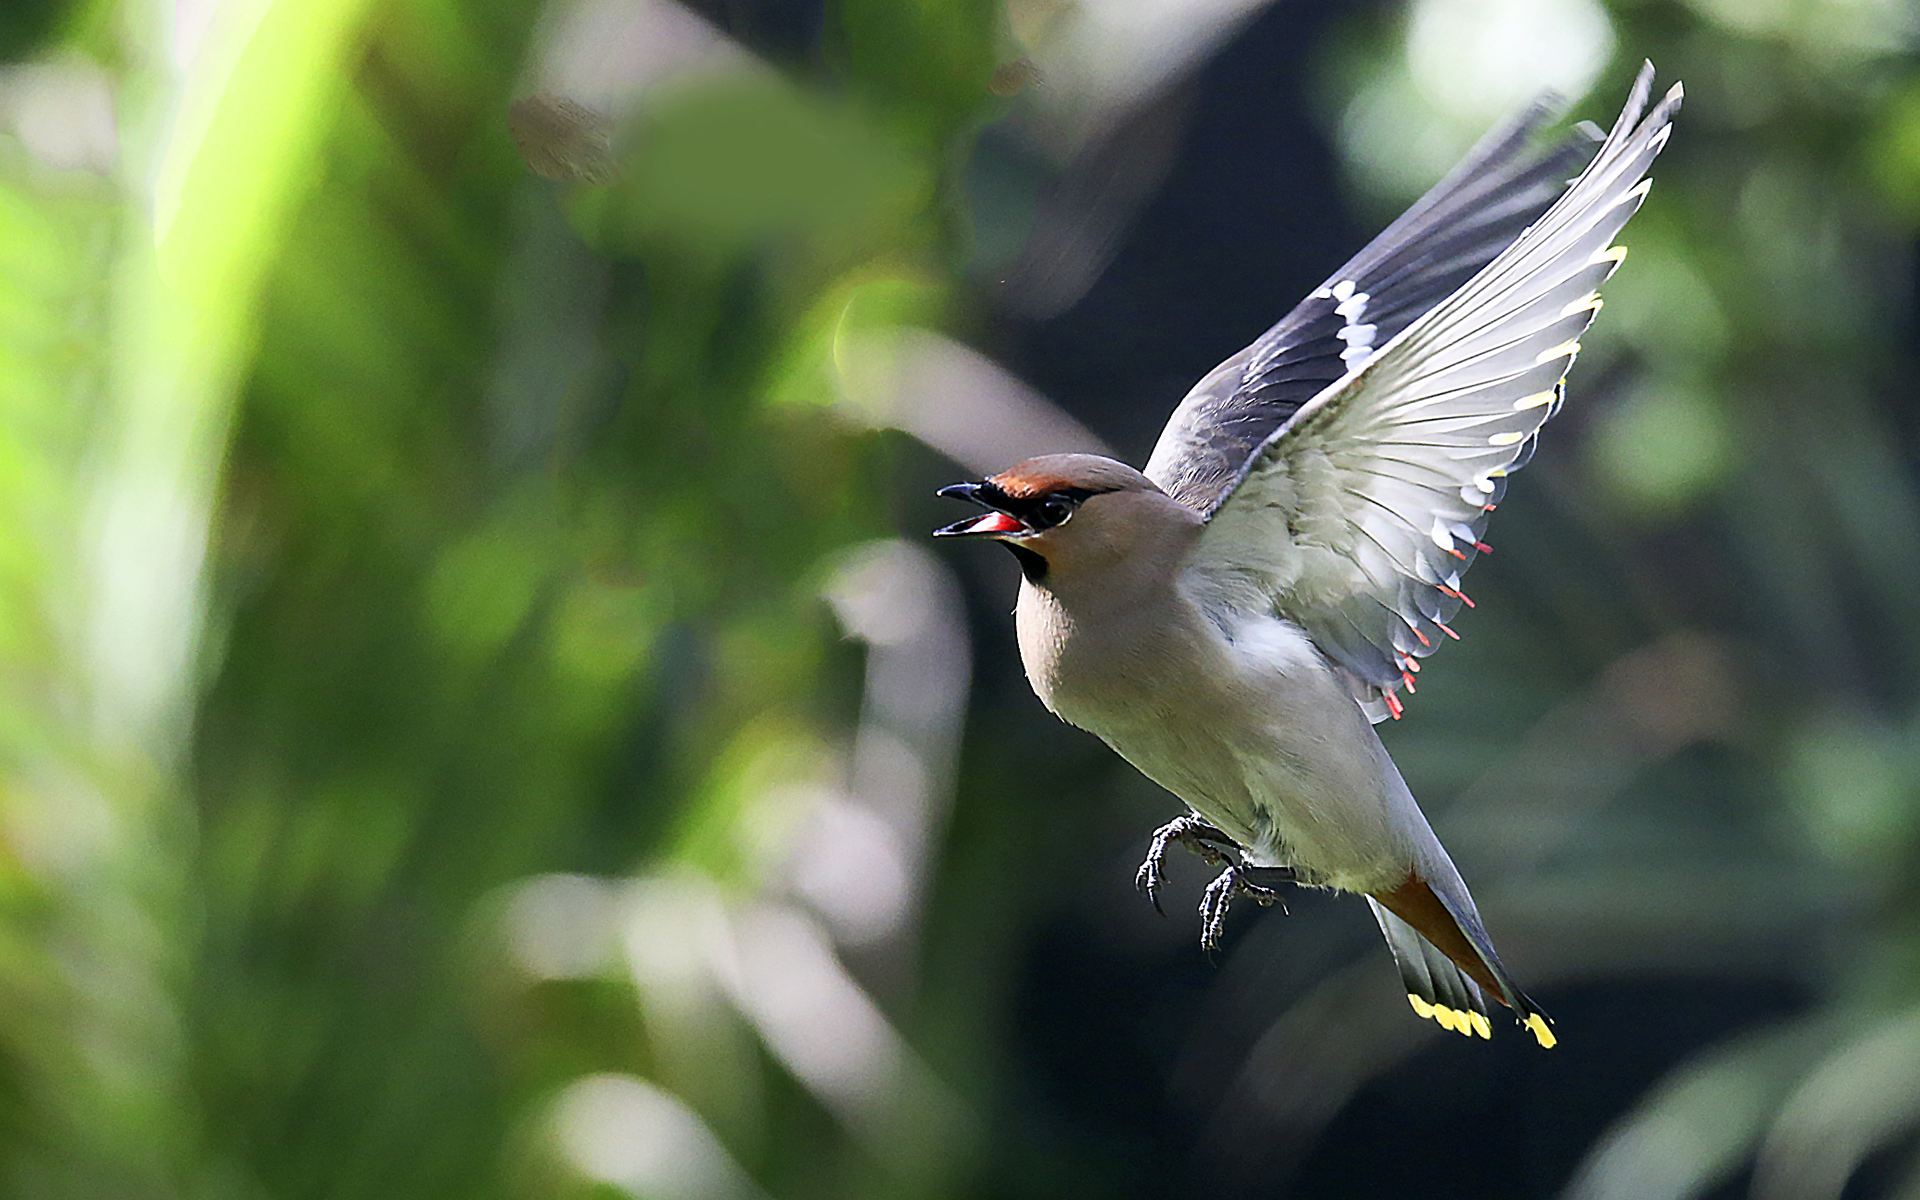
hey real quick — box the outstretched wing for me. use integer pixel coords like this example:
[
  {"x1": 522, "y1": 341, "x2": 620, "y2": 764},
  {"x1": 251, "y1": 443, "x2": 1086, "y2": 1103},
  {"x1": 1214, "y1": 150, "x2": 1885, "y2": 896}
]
[
  {"x1": 1188, "y1": 64, "x2": 1681, "y2": 723},
  {"x1": 1145, "y1": 97, "x2": 1603, "y2": 512}
]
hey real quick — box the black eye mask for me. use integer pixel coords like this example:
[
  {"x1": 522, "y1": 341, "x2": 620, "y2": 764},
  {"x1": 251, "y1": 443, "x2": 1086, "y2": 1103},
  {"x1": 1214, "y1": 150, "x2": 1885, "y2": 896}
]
[{"x1": 978, "y1": 484, "x2": 1099, "y2": 531}]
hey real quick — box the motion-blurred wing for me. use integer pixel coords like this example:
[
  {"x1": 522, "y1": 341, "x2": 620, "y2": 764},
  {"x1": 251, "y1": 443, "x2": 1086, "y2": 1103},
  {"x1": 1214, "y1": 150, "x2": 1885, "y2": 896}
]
[
  {"x1": 1145, "y1": 97, "x2": 1603, "y2": 511},
  {"x1": 1191, "y1": 64, "x2": 1681, "y2": 723}
]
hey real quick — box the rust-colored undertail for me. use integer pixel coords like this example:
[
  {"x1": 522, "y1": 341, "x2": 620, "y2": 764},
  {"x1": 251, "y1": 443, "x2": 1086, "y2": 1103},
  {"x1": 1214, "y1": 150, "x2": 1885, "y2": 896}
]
[{"x1": 1371, "y1": 872, "x2": 1557, "y2": 1049}]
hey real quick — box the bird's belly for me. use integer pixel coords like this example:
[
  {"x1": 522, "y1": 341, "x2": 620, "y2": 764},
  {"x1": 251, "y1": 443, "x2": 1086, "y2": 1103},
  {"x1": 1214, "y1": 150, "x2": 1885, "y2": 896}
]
[
  {"x1": 1056, "y1": 617, "x2": 1408, "y2": 892},
  {"x1": 1100, "y1": 717, "x2": 1401, "y2": 891}
]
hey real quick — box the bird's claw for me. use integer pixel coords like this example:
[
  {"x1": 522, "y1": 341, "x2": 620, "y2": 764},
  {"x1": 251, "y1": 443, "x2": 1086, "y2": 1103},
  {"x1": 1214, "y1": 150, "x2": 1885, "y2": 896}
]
[
  {"x1": 1198, "y1": 863, "x2": 1293, "y2": 953},
  {"x1": 1135, "y1": 814, "x2": 1233, "y2": 915}
]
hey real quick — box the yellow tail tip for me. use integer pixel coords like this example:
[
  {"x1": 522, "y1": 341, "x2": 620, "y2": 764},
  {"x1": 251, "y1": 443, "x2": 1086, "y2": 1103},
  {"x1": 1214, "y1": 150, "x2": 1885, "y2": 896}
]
[
  {"x1": 1525, "y1": 1013, "x2": 1558, "y2": 1049},
  {"x1": 1408, "y1": 995, "x2": 1488, "y2": 1039}
]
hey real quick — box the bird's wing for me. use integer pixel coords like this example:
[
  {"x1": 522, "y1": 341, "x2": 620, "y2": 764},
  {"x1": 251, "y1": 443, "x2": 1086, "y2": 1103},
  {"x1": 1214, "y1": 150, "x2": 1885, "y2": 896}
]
[
  {"x1": 1144, "y1": 96, "x2": 1604, "y2": 512},
  {"x1": 1185, "y1": 64, "x2": 1680, "y2": 723}
]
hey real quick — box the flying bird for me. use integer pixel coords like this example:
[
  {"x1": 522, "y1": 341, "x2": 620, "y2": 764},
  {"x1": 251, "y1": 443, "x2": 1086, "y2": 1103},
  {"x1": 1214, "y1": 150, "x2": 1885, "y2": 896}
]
[{"x1": 935, "y1": 64, "x2": 1682, "y2": 1047}]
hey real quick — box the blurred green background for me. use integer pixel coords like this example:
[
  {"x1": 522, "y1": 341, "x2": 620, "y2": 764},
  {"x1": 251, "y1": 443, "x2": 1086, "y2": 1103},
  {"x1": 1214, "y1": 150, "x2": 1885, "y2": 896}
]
[{"x1": 2, "y1": 0, "x2": 1918, "y2": 1197}]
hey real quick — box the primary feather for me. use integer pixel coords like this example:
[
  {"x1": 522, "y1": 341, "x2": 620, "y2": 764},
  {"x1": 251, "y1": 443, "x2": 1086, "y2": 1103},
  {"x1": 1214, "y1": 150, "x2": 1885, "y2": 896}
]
[{"x1": 1146, "y1": 94, "x2": 1602, "y2": 512}]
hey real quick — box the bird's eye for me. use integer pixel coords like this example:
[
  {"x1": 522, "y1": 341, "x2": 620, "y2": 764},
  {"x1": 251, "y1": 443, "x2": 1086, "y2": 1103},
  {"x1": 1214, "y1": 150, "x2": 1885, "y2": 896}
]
[{"x1": 1034, "y1": 494, "x2": 1076, "y2": 528}]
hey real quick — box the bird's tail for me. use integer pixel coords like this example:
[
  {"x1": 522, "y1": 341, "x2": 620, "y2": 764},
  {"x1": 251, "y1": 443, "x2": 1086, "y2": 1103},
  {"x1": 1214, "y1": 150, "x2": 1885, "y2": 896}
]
[
  {"x1": 1367, "y1": 898, "x2": 1493, "y2": 1039},
  {"x1": 1368, "y1": 873, "x2": 1557, "y2": 1049}
]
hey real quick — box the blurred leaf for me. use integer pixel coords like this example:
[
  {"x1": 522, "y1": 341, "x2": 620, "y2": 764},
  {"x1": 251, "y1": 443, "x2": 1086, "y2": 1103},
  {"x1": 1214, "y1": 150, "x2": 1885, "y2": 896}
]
[
  {"x1": 1564, "y1": 1022, "x2": 1835, "y2": 1200},
  {"x1": 1589, "y1": 380, "x2": 1733, "y2": 516}
]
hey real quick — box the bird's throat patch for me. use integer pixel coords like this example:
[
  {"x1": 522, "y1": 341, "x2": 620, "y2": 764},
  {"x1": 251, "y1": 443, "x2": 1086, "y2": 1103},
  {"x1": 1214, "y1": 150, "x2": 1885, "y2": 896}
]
[{"x1": 1003, "y1": 543, "x2": 1047, "y2": 583}]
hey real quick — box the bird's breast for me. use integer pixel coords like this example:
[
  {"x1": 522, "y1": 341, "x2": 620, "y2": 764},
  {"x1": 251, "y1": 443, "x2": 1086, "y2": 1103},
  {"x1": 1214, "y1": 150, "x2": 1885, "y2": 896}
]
[
  {"x1": 1012, "y1": 578, "x2": 1189, "y2": 727},
  {"x1": 1018, "y1": 579, "x2": 1322, "y2": 731}
]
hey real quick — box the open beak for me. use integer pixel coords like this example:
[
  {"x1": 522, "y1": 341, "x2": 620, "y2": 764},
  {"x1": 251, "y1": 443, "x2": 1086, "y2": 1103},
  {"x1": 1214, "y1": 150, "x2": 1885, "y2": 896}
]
[{"x1": 933, "y1": 481, "x2": 1032, "y2": 538}]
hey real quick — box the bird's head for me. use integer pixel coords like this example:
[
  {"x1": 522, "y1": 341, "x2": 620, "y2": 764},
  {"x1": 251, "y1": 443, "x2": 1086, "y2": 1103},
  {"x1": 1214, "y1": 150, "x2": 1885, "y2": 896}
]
[{"x1": 933, "y1": 454, "x2": 1190, "y2": 585}]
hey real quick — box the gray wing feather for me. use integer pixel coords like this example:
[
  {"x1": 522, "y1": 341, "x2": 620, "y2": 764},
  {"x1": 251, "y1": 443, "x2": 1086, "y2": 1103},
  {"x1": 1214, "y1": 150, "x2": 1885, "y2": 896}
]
[{"x1": 1145, "y1": 96, "x2": 1601, "y2": 511}]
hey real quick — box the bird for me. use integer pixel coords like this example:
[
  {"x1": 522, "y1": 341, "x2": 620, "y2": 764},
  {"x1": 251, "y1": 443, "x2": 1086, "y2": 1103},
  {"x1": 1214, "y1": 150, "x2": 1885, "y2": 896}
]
[{"x1": 934, "y1": 64, "x2": 1682, "y2": 1048}]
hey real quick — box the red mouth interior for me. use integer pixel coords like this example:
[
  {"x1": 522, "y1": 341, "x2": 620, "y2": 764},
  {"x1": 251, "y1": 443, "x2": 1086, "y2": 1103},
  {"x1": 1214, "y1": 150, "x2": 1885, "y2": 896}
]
[{"x1": 959, "y1": 512, "x2": 1026, "y2": 536}]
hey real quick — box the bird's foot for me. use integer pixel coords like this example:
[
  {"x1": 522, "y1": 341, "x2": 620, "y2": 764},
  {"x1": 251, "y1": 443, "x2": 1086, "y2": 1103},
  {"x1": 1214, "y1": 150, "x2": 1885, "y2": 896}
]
[
  {"x1": 1198, "y1": 863, "x2": 1294, "y2": 953},
  {"x1": 1135, "y1": 814, "x2": 1237, "y2": 915}
]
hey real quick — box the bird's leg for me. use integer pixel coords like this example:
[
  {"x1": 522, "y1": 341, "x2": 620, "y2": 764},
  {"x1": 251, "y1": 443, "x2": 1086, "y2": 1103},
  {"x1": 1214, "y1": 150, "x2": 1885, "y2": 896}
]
[
  {"x1": 1135, "y1": 814, "x2": 1238, "y2": 914},
  {"x1": 1198, "y1": 862, "x2": 1296, "y2": 953}
]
